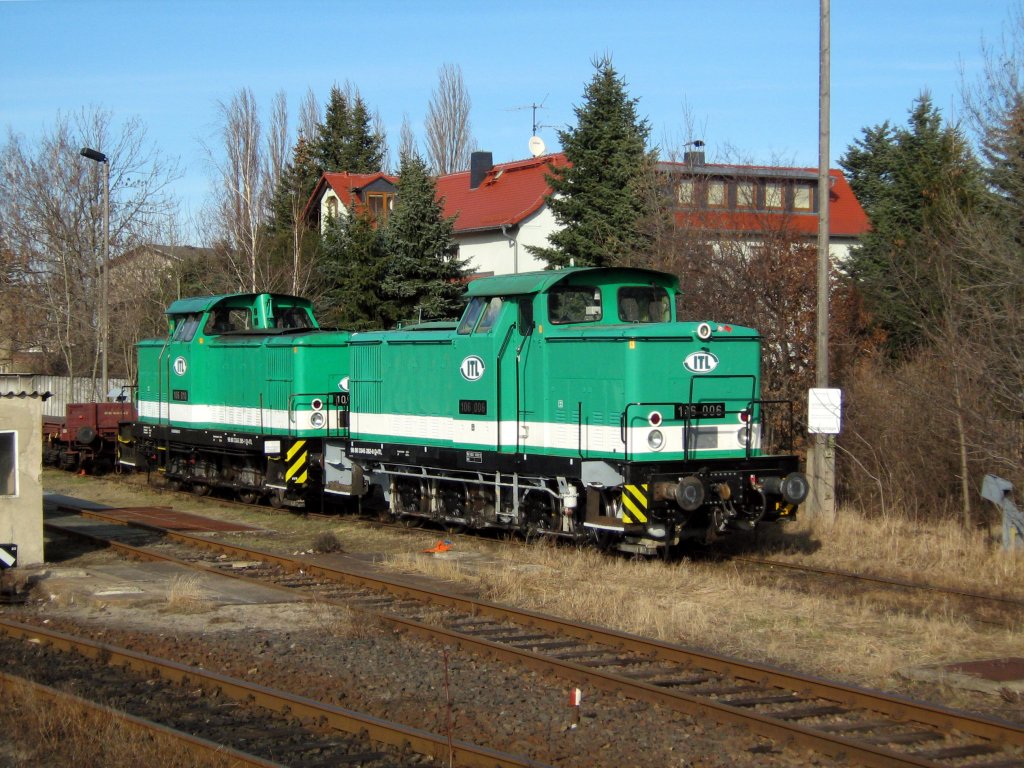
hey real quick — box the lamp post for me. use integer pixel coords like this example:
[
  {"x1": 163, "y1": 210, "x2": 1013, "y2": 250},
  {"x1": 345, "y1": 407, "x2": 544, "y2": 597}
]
[{"x1": 80, "y1": 147, "x2": 109, "y2": 400}]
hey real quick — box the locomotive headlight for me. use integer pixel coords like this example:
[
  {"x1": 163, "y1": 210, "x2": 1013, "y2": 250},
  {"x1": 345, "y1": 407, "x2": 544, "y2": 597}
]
[
  {"x1": 310, "y1": 411, "x2": 326, "y2": 429},
  {"x1": 647, "y1": 429, "x2": 665, "y2": 451}
]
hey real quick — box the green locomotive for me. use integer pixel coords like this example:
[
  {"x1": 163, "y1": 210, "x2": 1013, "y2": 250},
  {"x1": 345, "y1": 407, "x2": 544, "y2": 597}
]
[
  {"x1": 325, "y1": 267, "x2": 807, "y2": 553},
  {"x1": 120, "y1": 266, "x2": 807, "y2": 553},
  {"x1": 121, "y1": 292, "x2": 350, "y2": 508}
]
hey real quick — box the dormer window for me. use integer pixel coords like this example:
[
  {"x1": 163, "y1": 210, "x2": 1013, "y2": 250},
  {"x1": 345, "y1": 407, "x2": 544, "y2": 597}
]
[{"x1": 367, "y1": 192, "x2": 394, "y2": 223}]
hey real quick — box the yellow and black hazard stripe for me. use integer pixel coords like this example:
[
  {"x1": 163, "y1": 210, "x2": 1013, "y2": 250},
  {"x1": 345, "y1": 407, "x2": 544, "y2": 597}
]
[
  {"x1": 621, "y1": 483, "x2": 649, "y2": 524},
  {"x1": 285, "y1": 439, "x2": 308, "y2": 485}
]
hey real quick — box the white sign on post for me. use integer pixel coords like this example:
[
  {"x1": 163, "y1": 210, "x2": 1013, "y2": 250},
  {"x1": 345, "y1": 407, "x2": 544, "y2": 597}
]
[{"x1": 808, "y1": 388, "x2": 842, "y2": 435}]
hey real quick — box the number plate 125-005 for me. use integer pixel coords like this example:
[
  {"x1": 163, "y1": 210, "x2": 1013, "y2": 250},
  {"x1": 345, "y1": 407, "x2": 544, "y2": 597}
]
[{"x1": 674, "y1": 402, "x2": 725, "y2": 419}]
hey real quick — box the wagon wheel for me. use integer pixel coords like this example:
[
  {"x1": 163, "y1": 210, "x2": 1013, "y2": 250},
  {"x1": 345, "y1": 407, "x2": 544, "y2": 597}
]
[{"x1": 238, "y1": 490, "x2": 260, "y2": 505}]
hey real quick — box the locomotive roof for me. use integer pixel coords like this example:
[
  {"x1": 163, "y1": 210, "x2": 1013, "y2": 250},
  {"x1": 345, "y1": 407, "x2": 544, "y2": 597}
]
[
  {"x1": 165, "y1": 292, "x2": 313, "y2": 315},
  {"x1": 465, "y1": 267, "x2": 679, "y2": 297}
]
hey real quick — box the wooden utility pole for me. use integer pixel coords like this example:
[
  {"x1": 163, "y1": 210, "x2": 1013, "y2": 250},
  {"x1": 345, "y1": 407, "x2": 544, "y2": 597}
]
[{"x1": 810, "y1": 0, "x2": 837, "y2": 520}]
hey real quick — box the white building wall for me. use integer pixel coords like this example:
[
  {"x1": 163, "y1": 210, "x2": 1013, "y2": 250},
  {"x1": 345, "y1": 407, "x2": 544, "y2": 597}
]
[
  {"x1": 457, "y1": 206, "x2": 558, "y2": 276},
  {"x1": 319, "y1": 190, "x2": 344, "y2": 233},
  {"x1": 0, "y1": 397, "x2": 43, "y2": 566}
]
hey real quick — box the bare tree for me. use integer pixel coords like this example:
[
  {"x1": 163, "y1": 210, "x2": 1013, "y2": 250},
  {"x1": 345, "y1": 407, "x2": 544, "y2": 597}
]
[
  {"x1": 0, "y1": 108, "x2": 179, "y2": 386},
  {"x1": 204, "y1": 87, "x2": 276, "y2": 292},
  {"x1": 425, "y1": 63, "x2": 475, "y2": 174},
  {"x1": 298, "y1": 87, "x2": 320, "y2": 145},
  {"x1": 399, "y1": 113, "x2": 418, "y2": 166},
  {"x1": 266, "y1": 90, "x2": 289, "y2": 201}
]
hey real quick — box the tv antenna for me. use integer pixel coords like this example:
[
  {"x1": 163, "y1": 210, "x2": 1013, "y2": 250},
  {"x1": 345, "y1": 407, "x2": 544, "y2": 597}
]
[{"x1": 509, "y1": 95, "x2": 549, "y2": 136}]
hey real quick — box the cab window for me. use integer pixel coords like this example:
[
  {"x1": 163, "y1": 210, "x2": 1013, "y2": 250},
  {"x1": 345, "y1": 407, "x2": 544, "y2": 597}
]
[
  {"x1": 203, "y1": 307, "x2": 251, "y2": 335},
  {"x1": 171, "y1": 313, "x2": 202, "y2": 342},
  {"x1": 274, "y1": 306, "x2": 312, "y2": 329},
  {"x1": 457, "y1": 296, "x2": 504, "y2": 334},
  {"x1": 618, "y1": 286, "x2": 670, "y2": 323},
  {"x1": 549, "y1": 286, "x2": 602, "y2": 324},
  {"x1": 457, "y1": 298, "x2": 486, "y2": 335},
  {"x1": 476, "y1": 298, "x2": 504, "y2": 333}
]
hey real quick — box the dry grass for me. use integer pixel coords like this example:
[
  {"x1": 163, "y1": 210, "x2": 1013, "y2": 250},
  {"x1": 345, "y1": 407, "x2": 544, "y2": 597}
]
[
  {"x1": 162, "y1": 574, "x2": 213, "y2": 614},
  {"x1": 763, "y1": 506, "x2": 1024, "y2": 597},
  {"x1": 384, "y1": 507, "x2": 1024, "y2": 691},
  {"x1": 307, "y1": 597, "x2": 381, "y2": 639},
  {"x1": 0, "y1": 676, "x2": 235, "y2": 768}
]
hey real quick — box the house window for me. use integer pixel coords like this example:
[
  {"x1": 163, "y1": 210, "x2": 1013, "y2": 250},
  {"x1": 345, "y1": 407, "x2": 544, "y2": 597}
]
[
  {"x1": 326, "y1": 196, "x2": 339, "y2": 218},
  {"x1": 677, "y1": 178, "x2": 696, "y2": 207},
  {"x1": 0, "y1": 431, "x2": 17, "y2": 497},
  {"x1": 765, "y1": 183, "x2": 784, "y2": 210},
  {"x1": 367, "y1": 193, "x2": 394, "y2": 223},
  {"x1": 706, "y1": 179, "x2": 727, "y2": 208},
  {"x1": 793, "y1": 185, "x2": 813, "y2": 211},
  {"x1": 736, "y1": 181, "x2": 756, "y2": 209}
]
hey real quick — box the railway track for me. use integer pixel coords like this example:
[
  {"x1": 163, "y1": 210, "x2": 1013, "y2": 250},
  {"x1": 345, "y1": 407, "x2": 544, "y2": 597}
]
[
  {"x1": 0, "y1": 615, "x2": 547, "y2": 768},
  {"x1": 0, "y1": 670, "x2": 287, "y2": 768},
  {"x1": 45, "y1": 502, "x2": 1024, "y2": 768},
  {"x1": 95, "y1": 470, "x2": 1024, "y2": 620}
]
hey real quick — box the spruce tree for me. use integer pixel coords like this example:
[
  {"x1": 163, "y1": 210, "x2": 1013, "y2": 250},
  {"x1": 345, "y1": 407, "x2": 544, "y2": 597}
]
[
  {"x1": 268, "y1": 134, "x2": 320, "y2": 233},
  {"x1": 531, "y1": 56, "x2": 656, "y2": 268},
  {"x1": 381, "y1": 153, "x2": 466, "y2": 322},
  {"x1": 319, "y1": 206, "x2": 389, "y2": 329},
  {"x1": 839, "y1": 94, "x2": 982, "y2": 354},
  {"x1": 312, "y1": 85, "x2": 385, "y2": 174}
]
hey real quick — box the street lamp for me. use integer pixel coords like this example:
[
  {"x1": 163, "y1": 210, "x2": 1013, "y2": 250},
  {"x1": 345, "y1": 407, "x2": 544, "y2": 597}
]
[{"x1": 80, "y1": 147, "x2": 109, "y2": 400}]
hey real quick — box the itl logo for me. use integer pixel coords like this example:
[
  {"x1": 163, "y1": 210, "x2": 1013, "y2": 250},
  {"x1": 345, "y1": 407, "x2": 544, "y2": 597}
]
[
  {"x1": 172, "y1": 356, "x2": 188, "y2": 376},
  {"x1": 683, "y1": 350, "x2": 719, "y2": 374},
  {"x1": 460, "y1": 355, "x2": 485, "y2": 381}
]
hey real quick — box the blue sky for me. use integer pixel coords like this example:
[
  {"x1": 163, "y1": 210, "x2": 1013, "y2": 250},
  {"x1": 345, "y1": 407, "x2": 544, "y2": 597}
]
[{"x1": 1, "y1": 0, "x2": 1016, "y2": 231}]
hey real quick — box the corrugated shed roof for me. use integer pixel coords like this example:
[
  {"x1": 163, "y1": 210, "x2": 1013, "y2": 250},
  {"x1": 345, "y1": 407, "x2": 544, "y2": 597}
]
[{"x1": 0, "y1": 391, "x2": 52, "y2": 400}]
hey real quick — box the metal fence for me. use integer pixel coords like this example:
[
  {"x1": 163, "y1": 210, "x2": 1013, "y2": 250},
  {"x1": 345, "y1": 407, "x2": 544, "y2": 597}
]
[{"x1": 0, "y1": 374, "x2": 132, "y2": 418}]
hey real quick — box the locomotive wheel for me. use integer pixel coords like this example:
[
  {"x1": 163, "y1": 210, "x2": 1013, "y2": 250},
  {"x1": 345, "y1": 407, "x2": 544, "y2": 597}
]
[
  {"x1": 238, "y1": 490, "x2": 259, "y2": 505},
  {"x1": 521, "y1": 490, "x2": 556, "y2": 542},
  {"x1": 268, "y1": 490, "x2": 286, "y2": 509},
  {"x1": 191, "y1": 483, "x2": 210, "y2": 497},
  {"x1": 398, "y1": 515, "x2": 423, "y2": 528}
]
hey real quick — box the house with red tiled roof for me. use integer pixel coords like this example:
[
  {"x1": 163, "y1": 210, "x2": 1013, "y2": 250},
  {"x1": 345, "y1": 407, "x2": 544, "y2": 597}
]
[
  {"x1": 305, "y1": 171, "x2": 400, "y2": 227},
  {"x1": 660, "y1": 154, "x2": 869, "y2": 261},
  {"x1": 304, "y1": 153, "x2": 557, "y2": 277},
  {"x1": 433, "y1": 152, "x2": 559, "y2": 276},
  {"x1": 303, "y1": 150, "x2": 869, "y2": 277}
]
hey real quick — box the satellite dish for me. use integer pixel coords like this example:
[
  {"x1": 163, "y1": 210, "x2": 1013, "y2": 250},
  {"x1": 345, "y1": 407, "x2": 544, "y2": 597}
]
[{"x1": 528, "y1": 135, "x2": 546, "y2": 157}]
